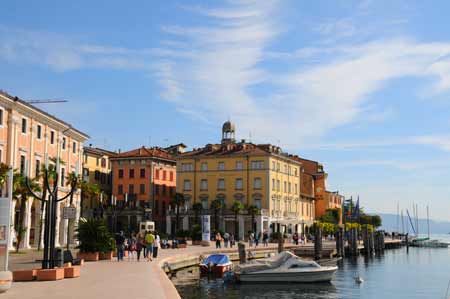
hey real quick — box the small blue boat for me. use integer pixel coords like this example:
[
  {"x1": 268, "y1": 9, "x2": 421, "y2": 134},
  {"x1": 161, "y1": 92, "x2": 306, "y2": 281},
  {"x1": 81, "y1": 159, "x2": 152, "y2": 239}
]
[{"x1": 200, "y1": 254, "x2": 233, "y2": 275}]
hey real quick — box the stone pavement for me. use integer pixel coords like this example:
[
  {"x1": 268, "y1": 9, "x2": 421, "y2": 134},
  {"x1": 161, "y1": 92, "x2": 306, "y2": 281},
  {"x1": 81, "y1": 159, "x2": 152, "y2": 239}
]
[{"x1": 4, "y1": 242, "x2": 295, "y2": 299}]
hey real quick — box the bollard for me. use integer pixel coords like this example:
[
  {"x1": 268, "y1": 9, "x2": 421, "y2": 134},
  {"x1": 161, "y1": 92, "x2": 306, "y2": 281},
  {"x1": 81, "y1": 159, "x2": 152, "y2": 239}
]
[{"x1": 238, "y1": 242, "x2": 247, "y2": 264}]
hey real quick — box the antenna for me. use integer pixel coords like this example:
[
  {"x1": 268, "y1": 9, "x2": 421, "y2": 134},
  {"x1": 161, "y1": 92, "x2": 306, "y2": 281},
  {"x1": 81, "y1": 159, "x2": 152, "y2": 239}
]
[{"x1": 27, "y1": 99, "x2": 68, "y2": 104}]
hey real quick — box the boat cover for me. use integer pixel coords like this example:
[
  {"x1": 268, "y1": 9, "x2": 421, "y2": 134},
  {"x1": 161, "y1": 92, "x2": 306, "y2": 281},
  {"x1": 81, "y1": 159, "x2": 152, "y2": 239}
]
[
  {"x1": 237, "y1": 251, "x2": 319, "y2": 274},
  {"x1": 202, "y1": 254, "x2": 230, "y2": 265}
]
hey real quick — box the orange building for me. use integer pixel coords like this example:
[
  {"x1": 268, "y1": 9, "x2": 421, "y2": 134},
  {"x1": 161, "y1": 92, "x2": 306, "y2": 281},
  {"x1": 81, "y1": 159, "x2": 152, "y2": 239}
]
[
  {"x1": 0, "y1": 90, "x2": 89, "y2": 249},
  {"x1": 109, "y1": 146, "x2": 176, "y2": 232}
]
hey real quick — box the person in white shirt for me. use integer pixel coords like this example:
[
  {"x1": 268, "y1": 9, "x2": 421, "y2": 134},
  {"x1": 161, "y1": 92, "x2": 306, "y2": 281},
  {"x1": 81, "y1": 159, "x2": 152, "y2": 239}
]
[{"x1": 152, "y1": 232, "x2": 161, "y2": 259}]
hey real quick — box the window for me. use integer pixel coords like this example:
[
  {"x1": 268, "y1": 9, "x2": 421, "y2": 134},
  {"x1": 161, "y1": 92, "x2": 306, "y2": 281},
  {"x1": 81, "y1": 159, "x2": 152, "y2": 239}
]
[
  {"x1": 277, "y1": 180, "x2": 280, "y2": 191},
  {"x1": 100, "y1": 173, "x2": 106, "y2": 184},
  {"x1": 129, "y1": 184, "x2": 134, "y2": 195},
  {"x1": 154, "y1": 200, "x2": 159, "y2": 215},
  {"x1": 118, "y1": 169, "x2": 124, "y2": 178},
  {"x1": 272, "y1": 179, "x2": 275, "y2": 191},
  {"x1": 83, "y1": 168, "x2": 89, "y2": 176},
  {"x1": 101, "y1": 158, "x2": 106, "y2": 167},
  {"x1": 235, "y1": 161, "x2": 243, "y2": 170},
  {"x1": 250, "y1": 160, "x2": 264, "y2": 169},
  {"x1": 61, "y1": 168, "x2": 65, "y2": 186},
  {"x1": 21, "y1": 118, "x2": 27, "y2": 134},
  {"x1": 162, "y1": 185, "x2": 166, "y2": 195},
  {"x1": 200, "y1": 179, "x2": 208, "y2": 191},
  {"x1": 254, "y1": 198, "x2": 262, "y2": 209},
  {"x1": 253, "y1": 177, "x2": 262, "y2": 189},
  {"x1": 218, "y1": 162, "x2": 225, "y2": 171},
  {"x1": 284, "y1": 181, "x2": 287, "y2": 192},
  {"x1": 288, "y1": 182, "x2": 291, "y2": 193},
  {"x1": 62, "y1": 137, "x2": 66, "y2": 150},
  {"x1": 200, "y1": 162, "x2": 208, "y2": 171},
  {"x1": 94, "y1": 170, "x2": 100, "y2": 180},
  {"x1": 294, "y1": 168, "x2": 298, "y2": 176},
  {"x1": 284, "y1": 165, "x2": 287, "y2": 174},
  {"x1": 181, "y1": 163, "x2": 193, "y2": 171},
  {"x1": 183, "y1": 180, "x2": 191, "y2": 191},
  {"x1": 129, "y1": 169, "x2": 135, "y2": 178},
  {"x1": 140, "y1": 184, "x2": 145, "y2": 194},
  {"x1": 118, "y1": 184, "x2": 123, "y2": 194},
  {"x1": 235, "y1": 178, "x2": 243, "y2": 190},
  {"x1": 169, "y1": 171, "x2": 174, "y2": 181},
  {"x1": 20, "y1": 155, "x2": 25, "y2": 175},
  {"x1": 130, "y1": 160, "x2": 135, "y2": 165},
  {"x1": 72, "y1": 141, "x2": 77, "y2": 153},
  {"x1": 140, "y1": 159, "x2": 146, "y2": 165},
  {"x1": 155, "y1": 169, "x2": 160, "y2": 179},
  {"x1": 201, "y1": 198, "x2": 208, "y2": 210},
  {"x1": 217, "y1": 179, "x2": 225, "y2": 190},
  {"x1": 272, "y1": 161, "x2": 275, "y2": 170},
  {"x1": 163, "y1": 170, "x2": 167, "y2": 180},
  {"x1": 35, "y1": 160, "x2": 40, "y2": 177},
  {"x1": 277, "y1": 162, "x2": 280, "y2": 171},
  {"x1": 140, "y1": 168, "x2": 145, "y2": 178},
  {"x1": 295, "y1": 184, "x2": 298, "y2": 194},
  {"x1": 50, "y1": 131, "x2": 55, "y2": 144},
  {"x1": 37, "y1": 125, "x2": 42, "y2": 139},
  {"x1": 0, "y1": 109, "x2": 3, "y2": 126},
  {"x1": 155, "y1": 184, "x2": 160, "y2": 195}
]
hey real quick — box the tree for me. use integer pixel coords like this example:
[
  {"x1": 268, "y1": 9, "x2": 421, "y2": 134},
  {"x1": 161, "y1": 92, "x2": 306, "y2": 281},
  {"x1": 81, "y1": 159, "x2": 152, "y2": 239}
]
[
  {"x1": 13, "y1": 170, "x2": 41, "y2": 252},
  {"x1": 319, "y1": 208, "x2": 340, "y2": 224},
  {"x1": 192, "y1": 202, "x2": 203, "y2": 225},
  {"x1": 247, "y1": 205, "x2": 260, "y2": 234},
  {"x1": 79, "y1": 181, "x2": 101, "y2": 218},
  {"x1": 170, "y1": 193, "x2": 185, "y2": 234},
  {"x1": 0, "y1": 163, "x2": 9, "y2": 185},
  {"x1": 210, "y1": 199, "x2": 223, "y2": 232},
  {"x1": 231, "y1": 201, "x2": 244, "y2": 240}
]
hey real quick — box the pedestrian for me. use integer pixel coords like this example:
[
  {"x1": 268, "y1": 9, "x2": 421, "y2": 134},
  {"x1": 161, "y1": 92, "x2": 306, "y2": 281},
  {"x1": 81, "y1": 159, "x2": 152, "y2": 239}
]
[
  {"x1": 293, "y1": 232, "x2": 299, "y2": 245},
  {"x1": 153, "y1": 231, "x2": 160, "y2": 259},
  {"x1": 136, "y1": 233, "x2": 144, "y2": 261},
  {"x1": 229, "y1": 234, "x2": 235, "y2": 248},
  {"x1": 128, "y1": 233, "x2": 137, "y2": 261},
  {"x1": 248, "y1": 231, "x2": 254, "y2": 247},
  {"x1": 145, "y1": 230, "x2": 155, "y2": 261},
  {"x1": 224, "y1": 232, "x2": 230, "y2": 248},
  {"x1": 262, "y1": 231, "x2": 269, "y2": 247},
  {"x1": 215, "y1": 232, "x2": 222, "y2": 249},
  {"x1": 115, "y1": 231, "x2": 125, "y2": 261},
  {"x1": 255, "y1": 232, "x2": 261, "y2": 247}
]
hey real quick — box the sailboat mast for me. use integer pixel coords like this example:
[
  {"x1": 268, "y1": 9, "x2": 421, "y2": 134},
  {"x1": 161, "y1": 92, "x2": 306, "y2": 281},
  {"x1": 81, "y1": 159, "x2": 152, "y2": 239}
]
[
  {"x1": 427, "y1": 205, "x2": 430, "y2": 239},
  {"x1": 397, "y1": 202, "x2": 400, "y2": 233},
  {"x1": 401, "y1": 210, "x2": 405, "y2": 234},
  {"x1": 416, "y1": 203, "x2": 419, "y2": 236}
]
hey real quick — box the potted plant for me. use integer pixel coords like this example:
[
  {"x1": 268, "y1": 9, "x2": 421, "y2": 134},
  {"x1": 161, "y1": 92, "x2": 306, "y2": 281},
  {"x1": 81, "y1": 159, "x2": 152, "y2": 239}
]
[
  {"x1": 99, "y1": 237, "x2": 116, "y2": 260},
  {"x1": 190, "y1": 224, "x2": 202, "y2": 245},
  {"x1": 76, "y1": 218, "x2": 112, "y2": 261}
]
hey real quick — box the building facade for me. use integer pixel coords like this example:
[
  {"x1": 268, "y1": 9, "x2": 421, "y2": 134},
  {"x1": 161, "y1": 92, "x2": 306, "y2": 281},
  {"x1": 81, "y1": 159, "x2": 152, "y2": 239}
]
[
  {"x1": 81, "y1": 146, "x2": 116, "y2": 217},
  {"x1": 109, "y1": 146, "x2": 176, "y2": 233},
  {"x1": 173, "y1": 121, "x2": 315, "y2": 240},
  {"x1": 0, "y1": 91, "x2": 89, "y2": 249}
]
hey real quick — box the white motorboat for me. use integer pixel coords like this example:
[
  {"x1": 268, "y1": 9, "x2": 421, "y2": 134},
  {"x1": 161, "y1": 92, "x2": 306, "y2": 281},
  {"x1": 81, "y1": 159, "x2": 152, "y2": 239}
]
[{"x1": 236, "y1": 251, "x2": 338, "y2": 283}]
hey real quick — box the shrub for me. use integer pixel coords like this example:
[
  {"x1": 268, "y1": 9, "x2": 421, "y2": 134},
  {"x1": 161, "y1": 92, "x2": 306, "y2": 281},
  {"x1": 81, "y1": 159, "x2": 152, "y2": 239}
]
[
  {"x1": 76, "y1": 218, "x2": 113, "y2": 253},
  {"x1": 190, "y1": 224, "x2": 202, "y2": 241}
]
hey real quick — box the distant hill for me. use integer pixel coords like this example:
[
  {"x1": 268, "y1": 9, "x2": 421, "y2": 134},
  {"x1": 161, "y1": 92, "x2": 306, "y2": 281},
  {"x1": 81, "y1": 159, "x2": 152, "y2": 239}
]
[{"x1": 377, "y1": 213, "x2": 450, "y2": 234}]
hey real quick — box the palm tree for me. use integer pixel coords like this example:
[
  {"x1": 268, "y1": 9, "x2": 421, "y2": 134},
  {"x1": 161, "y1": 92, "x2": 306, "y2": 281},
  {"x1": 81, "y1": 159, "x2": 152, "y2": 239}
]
[
  {"x1": 0, "y1": 163, "x2": 9, "y2": 186},
  {"x1": 170, "y1": 193, "x2": 185, "y2": 234},
  {"x1": 247, "y1": 204, "x2": 260, "y2": 234},
  {"x1": 231, "y1": 200, "x2": 244, "y2": 240},
  {"x1": 210, "y1": 199, "x2": 223, "y2": 232},
  {"x1": 192, "y1": 202, "x2": 203, "y2": 225},
  {"x1": 13, "y1": 170, "x2": 41, "y2": 252}
]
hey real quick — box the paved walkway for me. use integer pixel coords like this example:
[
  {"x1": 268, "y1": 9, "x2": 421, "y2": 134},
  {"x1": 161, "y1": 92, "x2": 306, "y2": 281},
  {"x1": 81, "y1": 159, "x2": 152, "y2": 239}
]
[{"x1": 4, "y1": 242, "x2": 295, "y2": 299}]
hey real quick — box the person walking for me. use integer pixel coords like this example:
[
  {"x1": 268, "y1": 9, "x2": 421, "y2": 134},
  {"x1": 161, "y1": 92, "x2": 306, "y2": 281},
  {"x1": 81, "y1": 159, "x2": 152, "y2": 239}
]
[
  {"x1": 229, "y1": 234, "x2": 235, "y2": 248},
  {"x1": 255, "y1": 232, "x2": 261, "y2": 247},
  {"x1": 215, "y1": 232, "x2": 222, "y2": 249},
  {"x1": 128, "y1": 233, "x2": 137, "y2": 261},
  {"x1": 293, "y1": 232, "x2": 299, "y2": 245},
  {"x1": 263, "y1": 231, "x2": 269, "y2": 247},
  {"x1": 248, "y1": 231, "x2": 254, "y2": 247},
  {"x1": 145, "y1": 230, "x2": 155, "y2": 261},
  {"x1": 115, "y1": 231, "x2": 125, "y2": 261},
  {"x1": 136, "y1": 233, "x2": 144, "y2": 261},
  {"x1": 224, "y1": 232, "x2": 230, "y2": 248},
  {"x1": 153, "y1": 231, "x2": 160, "y2": 259}
]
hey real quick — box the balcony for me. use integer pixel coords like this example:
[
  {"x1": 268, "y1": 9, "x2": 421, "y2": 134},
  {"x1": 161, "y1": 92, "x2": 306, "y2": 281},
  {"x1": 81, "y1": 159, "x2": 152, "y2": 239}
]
[{"x1": 283, "y1": 211, "x2": 297, "y2": 218}]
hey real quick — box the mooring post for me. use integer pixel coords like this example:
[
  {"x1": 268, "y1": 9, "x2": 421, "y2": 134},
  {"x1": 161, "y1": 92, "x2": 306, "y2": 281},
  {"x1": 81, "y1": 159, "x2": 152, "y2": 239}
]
[
  {"x1": 351, "y1": 228, "x2": 358, "y2": 256},
  {"x1": 278, "y1": 235, "x2": 284, "y2": 253},
  {"x1": 339, "y1": 227, "x2": 345, "y2": 258},
  {"x1": 363, "y1": 227, "x2": 369, "y2": 255},
  {"x1": 369, "y1": 231, "x2": 375, "y2": 254},
  {"x1": 238, "y1": 242, "x2": 247, "y2": 264}
]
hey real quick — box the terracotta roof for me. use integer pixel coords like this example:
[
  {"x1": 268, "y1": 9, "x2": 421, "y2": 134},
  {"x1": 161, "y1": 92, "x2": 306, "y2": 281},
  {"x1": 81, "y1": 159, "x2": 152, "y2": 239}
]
[
  {"x1": 110, "y1": 146, "x2": 175, "y2": 162},
  {"x1": 0, "y1": 90, "x2": 89, "y2": 139},
  {"x1": 83, "y1": 146, "x2": 116, "y2": 157},
  {"x1": 179, "y1": 142, "x2": 299, "y2": 163}
]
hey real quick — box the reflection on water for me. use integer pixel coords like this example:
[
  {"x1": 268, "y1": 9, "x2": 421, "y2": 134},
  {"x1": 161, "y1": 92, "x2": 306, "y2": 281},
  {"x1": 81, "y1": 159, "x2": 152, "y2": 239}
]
[{"x1": 172, "y1": 241, "x2": 450, "y2": 299}]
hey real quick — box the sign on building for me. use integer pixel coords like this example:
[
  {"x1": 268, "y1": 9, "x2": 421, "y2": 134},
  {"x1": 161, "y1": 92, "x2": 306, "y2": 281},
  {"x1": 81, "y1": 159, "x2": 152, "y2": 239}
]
[
  {"x1": 201, "y1": 215, "x2": 210, "y2": 242},
  {"x1": 0, "y1": 170, "x2": 13, "y2": 272},
  {"x1": 62, "y1": 207, "x2": 77, "y2": 219}
]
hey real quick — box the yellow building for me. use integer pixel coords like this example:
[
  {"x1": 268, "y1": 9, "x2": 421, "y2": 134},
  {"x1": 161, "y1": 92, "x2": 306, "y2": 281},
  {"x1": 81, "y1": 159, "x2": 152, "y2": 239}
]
[
  {"x1": 81, "y1": 145, "x2": 116, "y2": 216},
  {"x1": 175, "y1": 121, "x2": 315, "y2": 239}
]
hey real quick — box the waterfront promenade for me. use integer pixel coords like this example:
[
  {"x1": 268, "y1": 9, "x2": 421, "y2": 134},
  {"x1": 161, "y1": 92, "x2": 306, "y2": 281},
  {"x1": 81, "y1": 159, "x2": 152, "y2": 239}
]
[{"x1": 4, "y1": 242, "x2": 296, "y2": 299}]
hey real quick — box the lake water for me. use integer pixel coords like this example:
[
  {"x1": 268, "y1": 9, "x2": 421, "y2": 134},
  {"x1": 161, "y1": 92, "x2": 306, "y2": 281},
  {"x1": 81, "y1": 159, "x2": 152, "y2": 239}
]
[{"x1": 172, "y1": 235, "x2": 450, "y2": 299}]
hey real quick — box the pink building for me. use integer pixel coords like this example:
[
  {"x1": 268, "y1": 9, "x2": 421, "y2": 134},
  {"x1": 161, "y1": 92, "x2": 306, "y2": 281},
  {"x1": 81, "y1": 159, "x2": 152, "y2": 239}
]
[{"x1": 0, "y1": 91, "x2": 89, "y2": 249}]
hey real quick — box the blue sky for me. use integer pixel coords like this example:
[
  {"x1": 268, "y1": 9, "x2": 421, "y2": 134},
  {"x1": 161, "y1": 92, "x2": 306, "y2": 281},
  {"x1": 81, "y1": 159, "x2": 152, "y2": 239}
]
[{"x1": 1, "y1": 0, "x2": 450, "y2": 221}]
